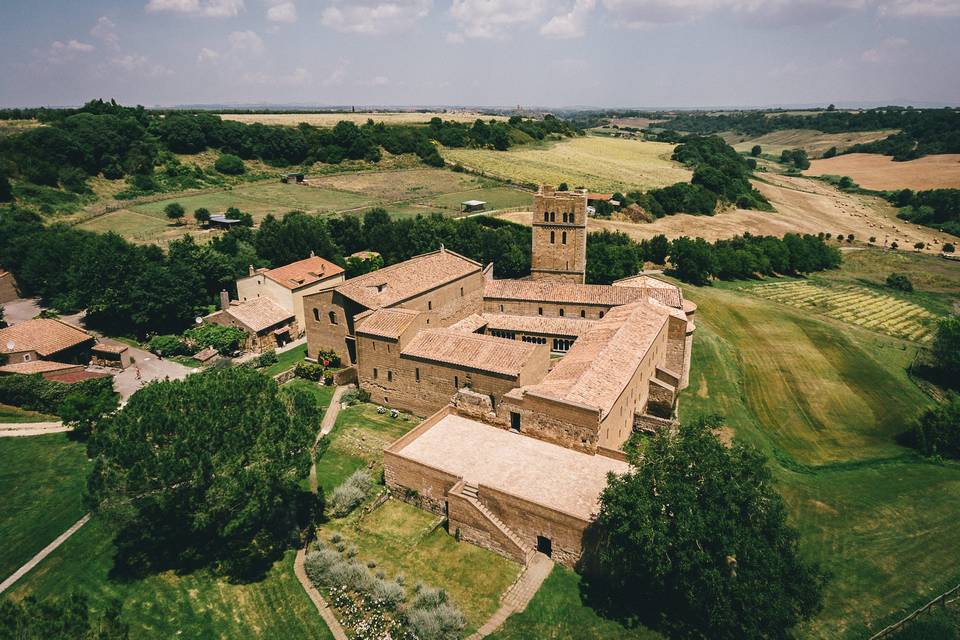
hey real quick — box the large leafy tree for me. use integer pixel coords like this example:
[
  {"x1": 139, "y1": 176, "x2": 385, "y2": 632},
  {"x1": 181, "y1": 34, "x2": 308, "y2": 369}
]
[
  {"x1": 907, "y1": 393, "x2": 960, "y2": 458},
  {"x1": 932, "y1": 316, "x2": 960, "y2": 383},
  {"x1": 86, "y1": 368, "x2": 318, "y2": 578},
  {"x1": 585, "y1": 417, "x2": 824, "y2": 640},
  {"x1": 0, "y1": 592, "x2": 128, "y2": 640}
]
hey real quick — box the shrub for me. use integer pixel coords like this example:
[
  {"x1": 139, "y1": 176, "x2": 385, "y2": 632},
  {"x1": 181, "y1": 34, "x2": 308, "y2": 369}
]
[
  {"x1": 906, "y1": 394, "x2": 960, "y2": 459},
  {"x1": 370, "y1": 578, "x2": 405, "y2": 609},
  {"x1": 330, "y1": 558, "x2": 375, "y2": 593},
  {"x1": 406, "y1": 603, "x2": 466, "y2": 640},
  {"x1": 328, "y1": 470, "x2": 373, "y2": 517},
  {"x1": 343, "y1": 388, "x2": 371, "y2": 405},
  {"x1": 256, "y1": 350, "x2": 278, "y2": 368},
  {"x1": 892, "y1": 241, "x2": 899, "y2": 250},
  {"x1": 317, "y1": 349, "x2": 341, "y2": 368},
  {"x1": 0, "y1": 375, "x2": 115, "y2": 416},
  {"x1": 148, "y1": 334, "x2": 190, "y2": 357},
  {"x1": 184, "y1": 324, "x2": 246, "y2": 355},
  {"x1": 944, "y1": 243, "x2": 956, "y2": 253},
  {"x1": 214, "y1": 153, "x2": 246, "y2": 175},
  {"x1": 886, "y1": 273, "x2": 914, "y2": 292},
  {"x1": 304, "y1": 547, "x2": 343, "y2": 586},
  {"x1": 294, "y1": 361, "x2": 324, "y2": 381}
]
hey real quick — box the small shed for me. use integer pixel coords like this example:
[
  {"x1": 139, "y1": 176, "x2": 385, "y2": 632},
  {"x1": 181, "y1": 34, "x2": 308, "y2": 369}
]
[
  {"x1": 209, "y1": 214, "x2": 242, "y2": 230},
  {"x1": 193, "y1": 346, "x2": 219, "y2": 364},
  {"x1": 281, "y1": 172, "x2": 305, "y2": 184},
  {"x1": 90, "y1": 341, "x2": 133, "y2": 369},
  {"x1": 460, "y1": 199, "x2": 486, "y2": 213}
]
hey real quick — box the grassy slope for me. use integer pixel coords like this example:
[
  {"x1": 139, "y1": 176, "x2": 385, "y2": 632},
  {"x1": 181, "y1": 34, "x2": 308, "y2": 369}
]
[
  {"x1": 679, "y1": 279, "x2": 960, "y2": 639},
  {"x1": 0, "y1": 434, "x2": 90, "y2": 579},
  {"x1": 261, "y1": 344, "x2": 308, "y2": 376},
  {"x1": 0, "y1": 403, "x2": 59, "y2": 423}
]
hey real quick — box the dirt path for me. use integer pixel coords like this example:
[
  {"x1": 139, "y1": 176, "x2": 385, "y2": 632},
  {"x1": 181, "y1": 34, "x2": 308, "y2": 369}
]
[
  {"x1": 309, "y1": 385, "x2": 350, "y2": 494},
  {"x1": 0, "y1": 421, "x2": 69, "y2": 438},
  {"x1": 0, "y1": 514, "x2": 90, "y2": 595},
  {"x1": 467, "y1": 552, "x2": 554, "y2": 639}
]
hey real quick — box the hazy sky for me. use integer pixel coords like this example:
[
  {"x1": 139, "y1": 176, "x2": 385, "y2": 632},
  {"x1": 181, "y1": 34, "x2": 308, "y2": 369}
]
[{"x1": 1, "y1": 0, "x2": 959, "y2": 108}]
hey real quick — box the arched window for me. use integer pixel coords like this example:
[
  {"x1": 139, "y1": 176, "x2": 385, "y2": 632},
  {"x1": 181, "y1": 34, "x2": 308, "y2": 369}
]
[
  {"x1": 550, "y1": 231, "x2": 555, "y2": 244},
  {"x1": 562, "y1": 231, "x2": 567, "y2": 244},
  {"x1": 559, "y1": 308, "x2": 565, "y2": 317},
  {"x1": 550, "y1": 212, "x2": 555, "y2": 222},
  {"x1": 328, "y1": 311, "x2": 337, "y2": 324},
  {"x1": 543, "y1": 212, "x2": 549, "y2": 222},
  {"x1": 313, "y1": 308, "x2": 320, "y2": 322},
  {"x1": 562, "y1": 212, "x2": 567, "y2": 223}
]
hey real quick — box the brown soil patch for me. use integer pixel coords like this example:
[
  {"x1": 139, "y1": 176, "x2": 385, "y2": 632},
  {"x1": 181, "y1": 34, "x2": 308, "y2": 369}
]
[
  {"x1": 805, "y1": 153, "x2": 960, "y2": 190},
  {"x1": 495, "y1": 174, "x2": 958, "y2": 253},
  {"x1": 725, "y1": 129, "x2": 898, "y2": 158},
  {"x1": 696, "y1": 374, "x2": 709, "y2": 398},
  {"x1": 808, "y1": 499, "x2": 840, "y2": 516},
  {"x1": 713, "y1": 426, "x2": 735, "y2": 448}
]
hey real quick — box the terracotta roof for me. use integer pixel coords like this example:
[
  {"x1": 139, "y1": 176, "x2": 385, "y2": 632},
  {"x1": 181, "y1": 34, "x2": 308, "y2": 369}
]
[
  {"x1": 336, "y1": 248, "x2": 481, "y2": 310},
  {"x1": 0, "y1": 360, "x2": 80, "y2": 375},
  {"x1": 0, "y1": 319, "x2": 93, "y2": 357},
  {"x1": 523, "y1": 301, "x2": 672, "y2": 417},
  {"x1": 355, "y1": 308, "x2": 421, "y2": 339},
  {"x1": 402, "y1": 329, "x2": 538, "y2": 377},
  {"x1": 587, "y1": 193, "x2": 613, "y2": 201},
  {"x1": 264, "y1": 256, "x2": 344, "y2": 290},
  {"x1": 483, "y1": 314, "x2": 597, "y2": 337},
  {"x1": 92, "y1": 341, "x2": 128, "y2": 354},
  {"x1": 484, "y1": 279, "x2": 682, "y2": 309},
  {"x1": 225, "y1": 298, "x2": 293, "y2": 333},
  {"x1": 448, "y1": 314, "x2": 488, "y2": 333},
  {"x1": 613, "y1": 274, "x2": 678, "y2": 290}
]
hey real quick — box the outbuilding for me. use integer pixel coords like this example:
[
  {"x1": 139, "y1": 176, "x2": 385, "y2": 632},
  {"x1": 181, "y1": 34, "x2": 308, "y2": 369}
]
[{"x1": 460, "y1": 199, "x2": 486, "y2": 214}]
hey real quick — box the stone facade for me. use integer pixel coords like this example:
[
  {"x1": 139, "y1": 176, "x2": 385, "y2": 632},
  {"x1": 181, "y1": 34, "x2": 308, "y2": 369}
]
[
  {"x1": 0, "y1": 271, "x2": 18, "y2": 304},
  {"x1": 531, "y1": 186, "x2": 587, "y2": 284}
]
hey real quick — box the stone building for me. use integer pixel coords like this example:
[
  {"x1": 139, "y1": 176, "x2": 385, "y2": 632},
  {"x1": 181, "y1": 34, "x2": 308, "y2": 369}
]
[
  {"x1": 0, "y1": 318, "x2": 96, "y2": 366},
  {"x1": 236, "y1": 254, "x2": 344, "y2": 332},
  {"x1": 0, "y1": 270, "x2": 18, "y2": 304},
  {"x1": 530, "y1": 185, "x2": 588, "y2": 283},
  {"x1": 204, "y1": 294, "x2": 298, "y2": 353},
  {"x1": 303, "y1": 248, "x2": 484, "y2": 365}
]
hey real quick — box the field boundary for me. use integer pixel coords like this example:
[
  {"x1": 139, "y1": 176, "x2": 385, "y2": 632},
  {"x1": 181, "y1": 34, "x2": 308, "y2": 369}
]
[
  {"x1": 0, "y1": 513, "x2": 91, "y2": 595},
  {"x1": 869, "y1": 583, "x2": 960, "y2": 640}
]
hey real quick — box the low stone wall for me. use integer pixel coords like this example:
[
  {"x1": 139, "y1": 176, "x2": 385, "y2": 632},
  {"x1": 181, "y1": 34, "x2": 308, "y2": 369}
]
[
  {"x1": 334, "y1": 366, "x2": 357, "y2": 386},
  {"x1": 273, "y1": 369, "x2": 297, "y2": 384},
  {"x1": 447, "y1": 491, "x2": 526, "y2": 563}
]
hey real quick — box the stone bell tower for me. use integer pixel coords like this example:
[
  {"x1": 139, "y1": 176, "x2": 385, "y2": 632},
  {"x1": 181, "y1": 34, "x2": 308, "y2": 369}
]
[{"x1": 530, "y1": 185, "x2": 587, "y2": 283}]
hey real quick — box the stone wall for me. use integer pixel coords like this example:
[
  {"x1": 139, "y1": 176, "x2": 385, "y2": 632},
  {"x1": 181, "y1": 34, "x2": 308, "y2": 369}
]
[
  {"x1": 303, "y1": 289, "x2": 358, "y2": 364},
  {"x1": 496, "y1": 392, "x2": 600, "y2": 453},
  {"x1": 447, "y1": 491, "x2": 527, "y2": 563},
  {"x1": 0, "y1": 272, "x2": 18, "y2": 304}
]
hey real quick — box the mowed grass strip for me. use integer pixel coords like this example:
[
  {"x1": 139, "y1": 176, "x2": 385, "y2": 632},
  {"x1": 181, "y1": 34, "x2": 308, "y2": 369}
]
[
  {"x1": 677, "y1": 282, "x2": 959, "y2": 638},
  {"x1": 0, "y1": 434, "x2": 90, "y2": 580},
  {"x1": 442, "y1": 135, "x2": 692, "y2": 193},
  {"x1": 0, "y1": 403, "x2": 58, "y2": 424},
  {"x1": 749, "y1": 281, "x2": 939, "y2": 343},
  {"x1": 7, "y1": 517, "x2": 333, "y2": 639},
  {"x1": 320, "y1": 499, "x2": 521, "y2": 633}
]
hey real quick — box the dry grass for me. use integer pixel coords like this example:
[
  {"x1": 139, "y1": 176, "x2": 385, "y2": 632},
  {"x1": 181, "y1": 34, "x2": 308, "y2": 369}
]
[
  {"x1": 805, "y1": 153, "x2": 960, "y2": 190},
  {"x1": 218, "y1": 111, "x2": 506, "y2": 127},
  {"x1": 724, "y1": 129, "x2": 899, "y2": 159},
  {"x1": 0, "y1": 119, "x2": 43, "y2": 138},
  {"x1": 442, "y1": 135, "x2": 691, "y2": 193},
  {"x1": 306, "y1": 168, "x2": 482, "y2": 202}
]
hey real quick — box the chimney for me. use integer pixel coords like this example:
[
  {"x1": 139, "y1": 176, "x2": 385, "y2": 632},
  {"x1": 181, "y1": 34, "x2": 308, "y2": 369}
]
[
  {"x1": 248, "y1": 265, "x2": 255, "y2": 276},
  {"x1": 219, "y1": 290, "x2": 230, "y2": 311},
  {"x1": 309, "y1": 250, "x2": 315, "y2": 258}
]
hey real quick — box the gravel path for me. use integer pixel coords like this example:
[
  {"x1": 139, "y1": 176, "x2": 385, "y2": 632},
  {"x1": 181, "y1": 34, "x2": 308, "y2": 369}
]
[
  {"x1": 0, "y1": 421, "x2": 70, "y2": 438},
  {"x1": 0, "y1": 514, "x2": 90, "y2": 595}
]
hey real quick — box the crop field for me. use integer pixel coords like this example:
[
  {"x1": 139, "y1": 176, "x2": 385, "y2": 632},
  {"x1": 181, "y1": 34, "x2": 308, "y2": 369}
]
[
  {"x1": 724, "y1": 129, "x2": 898, "y2": 159},
  {"x1": 805, "y1": 153, "x2": 960, "y2": 190},
  {"x1": 442, "y1": 135, "x2": 692, "y2": 193},
  {"x1": 677, "y1": 279, "x2": 958, "y2": 639},
  {"x1": 748, "y1": 280, "x2": 940, "y2": 343},
  {"x1": 218, "y1": 111, "x2": 507, "y2": 127}
]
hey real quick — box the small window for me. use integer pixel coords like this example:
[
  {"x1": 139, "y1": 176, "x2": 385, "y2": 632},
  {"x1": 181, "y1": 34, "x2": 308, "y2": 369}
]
[
  {"x1": 387, "y1": 371, "x2": 393, "y2": 382},
  {"x1": 543, "y1": 212, "x2": 549, "y2": 222},
  {"x1": 372, "y1": 341, "x2": 376, "y2": 351},
  {"x1": 562, "y1": 231, "x2": 567, "y2": 244},
  {"x1": 328, "y1": 311, "x2": 337, "y2": 325},
  {"x1": 460, "y1": 286, "x2": 464, "y2": 297},
  {"x1": 415, "y1": 367, "x2": 420, "y2": 382},
  {"x1": 559, "y1": 308, "x2": 565, "y2": 317},
  {"x1": 550, "y1": 231, "x2": 555, "y2": 244},
  {"x1": 428, "y1": 300, "x2": 432, "y2": 310},
  {"x1": 600, "y1": 311, "x2": 605, "y2": 319},
  {"x1": 454, "y1": 375, "x2": 459, "y2": 389},
  {"x1": 550, "y1": 212, "x2": 555, "y2": 222},
  {"x1": 538, "y1": 307, "x2": 543, "y2": 316},
  {"x1": 373, "y1": 368, "x2": 378, "y2": 379},
  {"x1": 23, "y1": 354, "x2": 32, "y2": 362},
  {"x1": 499, "y1": 304, "x2": 504, "y2": 312},
  {"x1": 313, "y1": 308, "x2": 320, "y2": 321},
  {"x1": 580, "y1": 310, "x2": 585, "y2": 318},
  {"x1": 562, "y1": 212, "x2": 567, "y2": 223}
]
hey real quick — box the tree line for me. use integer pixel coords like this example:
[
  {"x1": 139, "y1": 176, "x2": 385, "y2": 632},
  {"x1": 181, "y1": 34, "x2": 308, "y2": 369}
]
[{"x1": 890, "y1": 188, "x2": 960, "y2": 236}]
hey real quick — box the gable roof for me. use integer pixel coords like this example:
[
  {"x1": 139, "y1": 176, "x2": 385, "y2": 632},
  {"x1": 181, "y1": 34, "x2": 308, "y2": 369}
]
[
  {"x1": 225, "y1": 298, "x2": 293, "y2": 333},
  {"x1": 484, "y1": 278, "x2": 682, "y2": 309},
  {"x1": 483, "y1": 313, "x2": 597, "y2": 337},
  {"x1": 401, "y1": 329, "x2": 538, "y2": 378},
  {"x1": 0, "y1": 319, "x2": 93, "y2": 357},
  {"x1": 336, "y1": 248, "x2": 481, "y2": 310},
  {"x1": 355, "y1": 308, "x2": 421, "y2": 339},
  {"x1": 263, "y1": 256, "x2": 344, "y2": 290},
  {"x1": 523, "y1": 301, "x2": 671, "y2": 417},
  {"x1": 0, "y1": 360, "x2": 80, "y2": 375}
]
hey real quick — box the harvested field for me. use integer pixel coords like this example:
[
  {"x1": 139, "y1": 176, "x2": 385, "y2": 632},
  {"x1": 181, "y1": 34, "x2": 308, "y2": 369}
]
[
  {"x1": 724, "y1": 129, "x2": 898, "y2": 159},
  {"x1": 0, "y1": 119, "x2": 43, "y2": 138},
  {"x1": 496, "y1": 173, "x2": 958, "y2": 252},
  {"x1": 442, "y1": 135, "x2": 691, "y2": 193},
  {"x1": 748, "y1": 280, "x2": 939, "y2": 343},
  {"x1": 608, "y1": 117, "x2": 662, "y2": 128},
  {"x1": 305, "y1": 167, "x2": 480, "y2": 202},
  {"x1": 219, "y1": 111, "x2": 506, "y2": 127},
  {"x1": 805, "y1": 153, "x2": 960, "y2": 190}
]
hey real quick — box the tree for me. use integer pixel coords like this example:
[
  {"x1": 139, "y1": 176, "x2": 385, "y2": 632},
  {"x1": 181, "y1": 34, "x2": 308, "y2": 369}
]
[
  {"x1": 932, "y1": 316, "x2": 960, "y2": 382},
  {"x1": 750, "y1": 145, "x2": 761, "y2": 157},
  {"x1": 0, "y1": 592, "x2": 128, "y2": 640},
  {"x1": 86, "y1": 368, "x2": 318, "y2": 578},
  {"x1": 906, "y1": 393, "x2": 960, "y2": 458},
  {"x1": 0, "y1": 305, "x2": 6, "y2": 330},
  {"x1": 214, "y1": 153, "x2": 245, "y2": 175},
  {"x1": 914, "y1": 242, "x2": 925, "y2": 251},
  {"x1": 886, "y1": 272, "x2": 913, "y2": 292},
  {"x1": 584, "y1": 416, "x2": 824, "y2": 640},
  {"x1": 59, "y1": 383, "x2": 119, "y2": 441},
  {"x1": 0, "y1": 169, "x2": 13, "y2": 202},
  {"x1": 943, "y1": 243, "x2": 955, "y2": 253},
  {"x1": 891, "y1": 241, "x2": 899, "y2": 249},
  {"x1": 838, "y1": 175, "x2": 853, "y2": 189},
  {"x1": 846, "y1": 233, "x2": 854, "y2": 243},
  {"x1": 669, "y1": 236, "x2": 715, "y2": 285},
  {"x1": 646, "y1": 234, "x2": 670, "y2": 265},
  {"x1": 164, "y1": 202, "x2": 185, "y2": 225},
  {"x1": 194, "y1": 207, "x2": 211, "y2": 226},
  {"x1": 557, "y1": 182, "x2": 568, "y2": 191},
  {"x1": 823, "y1": 146, "x2": 838, "y2": 159}
]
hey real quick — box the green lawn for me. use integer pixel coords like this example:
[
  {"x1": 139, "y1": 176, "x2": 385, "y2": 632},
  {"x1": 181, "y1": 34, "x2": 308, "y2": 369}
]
[
  {"x1": 7, "y1": 517, "x2": 333, "y2": 639},
  {"x1": 677, "y1": 280, "x2": 960, "y2": 639},
  {"x1": 315, "y1": 402, "x2": 416, "y2": 495},
  {"x1": 0, "y1": 403, "x2": 58, "y2": 423},
  {"x1": 490, "y1": 566, "x2": 663, "y2": 640},
  {"x1": 320, "y1": 499, "x2": 521, "y2": 633},
  {"x1": 283, "y1": 378, "x2": 335, "y2": 414},
  {"x1": 0, "y1": 434, "x2": 90, "y2": 579},
  {"x1": 261, "y1": 344, "x2": 308, "y2": 376},
  {"x1": 423, "y1": 186, "x2": 533, "y2": 213}
]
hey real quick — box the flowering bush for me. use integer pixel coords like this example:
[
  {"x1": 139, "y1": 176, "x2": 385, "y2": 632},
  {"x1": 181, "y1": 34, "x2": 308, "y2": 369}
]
[
  {"x1": 294, "y1": 361, "x2": 324, "y2": 381},
  {"x1": 328, "y1": 470, "x2": 373, "y2": 517}
]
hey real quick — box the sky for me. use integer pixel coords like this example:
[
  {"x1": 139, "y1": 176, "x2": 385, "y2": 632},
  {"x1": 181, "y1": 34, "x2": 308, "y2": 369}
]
[{"x1": 1, "y1": 0, "x2": 959, "y2": 109}]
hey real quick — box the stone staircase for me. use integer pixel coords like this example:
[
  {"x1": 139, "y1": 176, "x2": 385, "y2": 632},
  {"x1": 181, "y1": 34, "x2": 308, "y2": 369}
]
[{"x1": 455, "y1": 480, "x2": 532, "y2": 564}]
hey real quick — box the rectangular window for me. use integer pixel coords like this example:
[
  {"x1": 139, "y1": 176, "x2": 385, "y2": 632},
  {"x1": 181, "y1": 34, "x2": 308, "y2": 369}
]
[
  {"x1": 313, "y1": 308, "x2": 320, "y2": 321},
  {"x1": 538, "y1": 307, "x2": 543, "y2": 316},
  {"x1": 428, "y1": 300, "x2": 433, "y2": 310},
  {"x1": 460, "y1": 286, "x2": 464, "y2": 297},
  {"x1": 415, "y1": 367, "x2": 420, "y2": 382},
  {"x1": 387, "y1": 371, "x2": 393, "y2": 382},
  {"x1": 499, "y1": 304, "x2": 504, "y2": 312},
  {"x1": 373, "y1": 368, "x2": 378, "y2": 379},
  {"x1": 559, "y1": 308, "x2": 565, "y2": 317},
  {"x1": 454, "y1": 375, "x2": 459, "y2": 389},
  {"x1": 580, "y1": 309, "x2": 585, "y2": 318}
]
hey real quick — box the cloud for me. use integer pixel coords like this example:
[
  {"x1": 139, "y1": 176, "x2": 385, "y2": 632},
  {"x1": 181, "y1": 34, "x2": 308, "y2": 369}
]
[
  {"x1": 266, "y1": 0, "x2": 297, "y2": 22},
  {"x1": 109, "y1": 54, "x2": 173, "y2": 76},
  {"x1": 197, "y1": 47, "x2": 221, "y2": 62},
  {"x1": 90, "y1": 16, "x2": 120, "y2": 48},
  {"x1": 145, "y1": 0, "x2": 245, "y2": 18},
  {"x1": 358, "y1": 75, "x2": 390, "y2": 86},
  {"x1": 45, "y1": 40, "x2": 96, "y2": 64},
  {"x1": 243, "y1": 66, "x2": 312, "y2": 85},
  {"x1": 541, "y1": 0, "x2": 596, "y2": 38},
  {"x1": 601, "y1": 0, "x2": 870, "y2": 28},
  {"x1": 877, "y1": 0, "x2": 960, "y2": 16},
  {"x1": 321, "y1": 0, "x2": 432, "y2": 34},
  {"x1": 323, "y1": 59, "x2": 350, "y2": 86},
  {"x1": 228, "y1": 30, "x2": 265, "y2": 55},
  {"x1": 448, "y1": 0, "x2": 546, "y2": 40},
  {"x1": 861, "y1": 35, "x2": 909, "y2": 62}
]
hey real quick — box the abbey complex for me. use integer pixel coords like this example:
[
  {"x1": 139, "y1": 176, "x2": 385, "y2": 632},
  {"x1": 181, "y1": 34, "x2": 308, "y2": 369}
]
[{"x1": 301, "y1": 186, "x2": 696, "y2": 567}]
